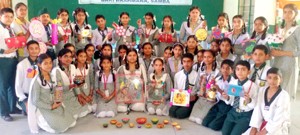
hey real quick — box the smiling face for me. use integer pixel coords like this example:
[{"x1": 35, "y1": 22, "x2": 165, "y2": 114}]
[
  {"x1": 59, "y1": 52, "x2": 73, "y2": 66},
  {"x1": 27, "y1": 44, "x2": 40, "y2": 58},
  {"x1": 39, "y1": 57, "x2": 53, "y2": 73},
  {"x1": 254, "y1": 19, "x2": 266, "y2": 34},
  {"x1": 39, "y1": 13, "x2": 50, "y2": 25},
  {"x1": 58, "y1": 11, "x2": 69, "y2": 23},
  {"x1": 16, "y1": 5, "x2": 27, "y2": 18},
  {"x1": 126, "y1": 51, "x2": 138, "y2": 64},
  {"x1": 189, "y1": 9, "x2": 200, "y2": 21},
  {"x1": 0, "y1": 12, "x2": 14, "y2": 26},
  {"x1": 232, "y1": 17, "x2": 243, "y2": 30},
  {"x1": 203, "y1": 51, "x2": 215, "y2": 65},
  {"x1": 77, "y1": 52, "x2": 87, "y2": 64}
]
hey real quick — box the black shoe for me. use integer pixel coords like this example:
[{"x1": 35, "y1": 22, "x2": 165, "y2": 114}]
[
  {"x1": 2, "y1": 115, "x2": 13, "y2": 121},
  {"x1": 22, "y1": 111, "x2": 27, "y2": 116},
  {"x1": 10, "y1": 108, "x2": 22, "y2": 114}
]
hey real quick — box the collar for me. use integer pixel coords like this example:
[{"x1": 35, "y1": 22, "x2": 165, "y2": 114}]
[
  {"x1": 238, "y1": 78, "x2": 248, "y2": 86},
  {"x1": 15, "y1": 17, "x2": 29, "y2": 25},
  {"x1": 0, "y1": 21, "x2": 8, "y2": 28},
  {"x1": 220, "y1": 75, "x2": 231, "y2": 82},
  {"x1": 254, "y1": 62, "x2": 266, "y2": 70},
  {"x1": 183, "y1": 69, "x2": 192, "y2": 75},
  {"x1": 98, "y1": 27, "x2": 107, "y2": 31},
  {"x1": 28, "y1": 57, "x2": 38, "y2": 66}
]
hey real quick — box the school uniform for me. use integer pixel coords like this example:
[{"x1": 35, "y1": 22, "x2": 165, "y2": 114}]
[
  {"x1": 94, "y1": 70, "x2": 117, "y2": 118},
  {"x1": 112, "y1": 56, "x2": 125, "y2": 71},
  {"x1": 169, "y1": 69, "x2": 198, "y2": 119},
  {"x1": 216, "y1": 53, "x2": 237, "y2": 68},
  {"x1": 250, "y1": 63, "x2": 271, "y2": 89},
  {"x1": 138, "y1": 55, "x2": 156, "y2": 76},
  {"x1": 179, "y1": 19, "x2": 205, "y2": 43},
  {"x1": 243, "y1": 86, "x2": 290, "y2": 135},
  {"x1": 92, "y1": 27, "x2": 114, "y2": 48},
  {"x1": 116, "y1": 64, "x2": 148, "y2": 112},
  {"x1": 51, "y1": 64, "x2": 90, "y2": 118},
  {"x1": 227, "y1": 32, "x2": 249, "y2": 62},
  {"x1": 56, "y1": 23, "x2": 74, "y2": 55},
  {"x1": 29, "y1": 74, "x2": 76, "y2": 133},
  {"x1": 0, "y1": 22, "x2": 19, "y2": 117},
  {"x1": 155, "y1": 28, "x2": 177, "y2": 57},
  {"x1": 71, "y1": 22, "x2": 92, "y2": 50},
  {"x1": 147, "y1": 72, "x2": 173, "y2": 116},
  {"x1": 113, "y1": 25, "x2": 136, "y2": 56},
  {"x1": 202, "y1": 75, "x2": 235, "y2": 130},
  {"x1": 272, "y1": 26, "x2": 300, "y2": 101},
  {"x1": 192, "y1": 61, "x2": 203, "y2": 72},
  {"x1": 189, "y1": 68, "x2": 220, "y2": 124},
  {"x1": 11, "y1": 18, "x2": 30, "y2": 60},
  {"x1": 15, "y1": 57, "x2": 38, "y2": 113},
  {"x1": 222, "y1": 79, "x2": 258, "y2": 135},
  {"x1": 166, "y1": 56, "x2": 182, "y2": 83},
  {"x1": 207, "y1": 25, "x2": 230, "y2": 43}
]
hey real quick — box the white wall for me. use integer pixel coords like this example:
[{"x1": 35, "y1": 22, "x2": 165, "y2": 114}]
[
  {"x1": 12, "y1": 0, "x2": 28, "y2": 19},
  {"x1": 223, "y1": 0, "x2": 239, "y2": 20},
  {"x1": 253, "y1": 0, "x2": 276, "y2": 25}
]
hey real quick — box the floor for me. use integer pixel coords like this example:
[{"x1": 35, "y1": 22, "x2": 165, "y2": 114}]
[{"x1": 1, "y1": 84, "x2": 299, "y2": 135}]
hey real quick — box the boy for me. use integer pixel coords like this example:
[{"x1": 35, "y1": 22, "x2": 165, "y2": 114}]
[
  {"x1": 92, "y1": 14, "x2": 113, "y2": 60},
  {"x1": 250, "y1": 45, "x2": 271, "y2": 88},
  {"x1": 0, "y1": 8, "x2": 20, "y2": 121},
  {"x1": 221, "y1": 60, "x2": 258, "y2": 135},
  {"x1": 169, "y1": 53, "x2": 198, "y2": 119},
  {"x1": 15, "y1": 40, "x2": 40, "y2": 115}
]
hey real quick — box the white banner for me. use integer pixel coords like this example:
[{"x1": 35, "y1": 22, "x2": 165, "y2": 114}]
[{"x1": 79, "y1": 0, "x2": 193, "y2": 5}]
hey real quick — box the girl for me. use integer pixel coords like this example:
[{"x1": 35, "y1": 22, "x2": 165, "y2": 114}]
[
  {"x1": 244, "y1": 68, "x2": 290, "y2": 135},
  {"x1": 227, "y1": 15, "x2": 249, "y2": 61},
  {"x1": 155, "y1": 15, "x2": 177, "y2": 57},
  {"x1": 190, "y1": 49, "x2": 220, "y2": 125},
  {"x1": 92, "y1": 14, "x2": 113, "y2": 50},
  {"x1": 11, "y1": 2, "x2": 30, "y2": 61},
  {"x1": 84, "y1": 44, "x2": 95, "y2": 67},
  {"x1": 113, "y1": 12, "x2": 136, "y2": 56},
  {"x1": 56, "y1": 8, "x2": 74, "y2": 55},
  {"x1": 193, "y1": 49, "x2": 205, "y2": 72},
  {"x1": 74, "y1": 49, "x2": 94, "y2": 114},
  {"x1": 147, "y1": 58, "x2": 173, "y2": 116},
  {"x1": 166, "y1": 43, "x2": 184, "y2": 82},
  {"x1": 139, "y1": 42, "x2": 156, "y2": 75},
  {"x1": 179, "y1": 6, "x2": 206, "y2": 44},
  {"x1": 71, "y1": 7, "x2": 92, "y2": 50},
  {"x1": 94, "y1": 56, "x2": 117, "y2": 118},
  {"x1": 29, "y1": 54, "x2": 76, "y2": 133},
  {"x1": 216, "y1": 38, "x2": 236, "y2": 66},
  {"x1": 113, "y1": 44, "x2": 128, "y2": 70},
  {"x1": 162, "y1": 46, "x2": 173, "y2": 72},
  {"x1": 52, "y1": 49, "x2": 90, "y2": 118},
  {"x1": 271, "y1": 4, "x2": 300, "y2": 101},
  {"x1": 137, "y1": 12, "x2": 158, "y2": 46},
  {"x1": 209, "y1": 12, "x2": 231, "y2": 41},
  {"x1": 95, "y1": 43, "x2": 113, "y2": 71},
  {"x1": 210, "y1": 39, "x2": 220, "y2": 56},
  {"x1": 117, "y1": 48, "x2": 147, "y2": 113},
  {"x1": 185, "y1": 35, "x2": 199, "y2": 62},
  {"x1": 251, "y1": 16, "x2": 270, "y2": 45}
]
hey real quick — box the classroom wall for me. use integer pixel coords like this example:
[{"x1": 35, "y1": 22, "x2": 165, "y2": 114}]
[{"x1": 27, "y1": 0, "x2": 224, "y2": 30}]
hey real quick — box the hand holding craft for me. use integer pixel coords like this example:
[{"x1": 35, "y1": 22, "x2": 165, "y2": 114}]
[{"x1": 51, "y1": 102, "x2": 62, "y2": 110}]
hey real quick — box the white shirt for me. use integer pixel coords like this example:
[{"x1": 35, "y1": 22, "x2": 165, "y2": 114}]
[
  {"x1": 0, "y1": 24, "x2": 17, "y2": 58},
  {"x1": 91, "y1": 27, "x2": 114, "y2": 47},
  {"x1": 174, "y1": 69, "x2": 198, "y2": 90},
  {"x1": 250, "y1": 64, "x2": 271, "y2": 89}
]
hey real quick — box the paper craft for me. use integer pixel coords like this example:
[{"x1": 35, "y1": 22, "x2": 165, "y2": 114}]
[
  {"x1": 158, "y1": 34, "x2": 173, "y2": 43},
  {"x1": 81, "y1": 29, "x2": 91, "y2": 37},
  {"x1": 5, "y1": 36, "x2": 26, "y2": 49},
  {"x1": 212, "y1": 28, "x2": 224, "y2": 39},
  {"x1": 170, "y1": 89, "x2": 191, "y2": 107},
  {"x1": 266, "y1": 34, "x2": 284, "y2": 49},
  {"x1": 51, "y1": 24, "x2": 58, "y2": 45},
  {"x1": 227, "y1": 84, "x2": 243, "y2": 97},
  {"x1": 241, "y1": 39, "x2": 256, "y2": 55},
  {"x1": 39, "y1": 42, "x2": 47, "y2": 55},
  {"x1": 29, "y1": 20, "x2": 46, "y2": 39},
  {"x1": 54, "y1": 83, "x2": 63, "y2": 103},
  {"x1": 26, "y1": 67, "x2": 37, "y2": 78},
  {"x1": 116, "y1": 74, "x2": 144, "y2": 104},
  {"x1": 195, "y1": 28, "x2": 208, "y2": 41}
]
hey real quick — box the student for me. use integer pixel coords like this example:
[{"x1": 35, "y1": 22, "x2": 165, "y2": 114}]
[
  {"x1": 113, "y1": 12, "x2": 136, "y2": 56},
  {"x1": 185, "y1": 35, "x2": 199, "y2": 62},
  {"x1": 139, "y1": 42, "x2": 156, "y2": 75},
  {"x1": 11, "y1": 2, "x2": 30, "y2": 61},
  {"x1": 169, "y1": 53, "x2": 198, "y2": 119},
  {"x1": 227, "y1": 15, "x2": 249, "y2": 61},
  {"x1": 208, "y1": 12, "x2": 231, "y2": 42},
  {"x1": 147, "y1": 58, "x2": 173, "y2": 116},
  {"x1": 84, "y1": 44, "x2": 95, "y2": 68},
  {"x1": 74, "y1": 49, "x2": 94, "y2": 114},
  {"x1": 71, "y1": 7, "x2": 92, "y2": 50},
  {"x1": 0, "y1": 8, "x2": 20, "y2": 121},
  {"x1": 271, "y1": 3, "x2": 300, "y2": 101},
  {"x1": 166, "y1": 43, "x2": 184, "y2": 81},
  {"x1": 91, "y1": 14, "x2": 113, "y2": 50},
  {"x1": 29, "y1": 54, "x2": 76, "y2": 133},
  {"x1": 250, "y1": 16, "x2": 270, "y2": 46},
  {"x1": 216, "y1": 38, "x2": 236, "y2": 67},
  {"x1": 113, "y1": 44, "x2": 128, "y2": 70},
  {"x1": 192, "y1": 49, "x2": 204, "y2": 72},
  {"x1": 221, "y1": 60, "x2": 258, "y2": 135},
  {"x1": 162, "y1": 46, "x2": 173, "y2": 73},
  {"x1": 94, "y1": 56, "x2": 117, "y2": 118},
  {"x1": 250, "y1": 45, "x2": 271, "y2": 89},
  {"x1": 64, "y1": 43, "x2": 76, "y2": 59},
  {"x1": 15, "y1": 40, "x2": 40, "y2": 115},
  {"x1": 117, "y1": 48, "x2": 147, "y2": 113},
  {"x1": 243, "y1": 68, "x2": 290, "y2": 135},
  {"x1": 210, "y1": 39, "x2": 220, "y2": 56},
  {"x1": 95, "y1": 43, "x2": 113, "y2": 71},
  {"x1": 137, "y1": 12, "x2": 158, "y2": 47},
  {"x1": 52, "y1": 49, "x2": 90, "y2": 118},
  {"x1": 179, "y1": 6, "x2": 206, "y2": 44},
  {"x1": 202, "y1": 59, "x2": 235, "y2": 130},
  {"x1": 189, "y1": 50, "x2": 220, "y2": 124},
  {"x1": 56, "y1": 8, "x2": 74, "y2": 55},
  {"x1": 154, "y1": 15, "x2": 177, "y2": 57}
]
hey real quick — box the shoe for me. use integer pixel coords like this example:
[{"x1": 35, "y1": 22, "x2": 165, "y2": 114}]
[
  {"x1": 10, "y1": 108, "x2": 22, "y2": 114},
  {"x1": 2, "y1": 115, "x2": 13, "y2": 121},
  {"x1": 22, "y1": 111, "x2": 27, "y2": 116}
]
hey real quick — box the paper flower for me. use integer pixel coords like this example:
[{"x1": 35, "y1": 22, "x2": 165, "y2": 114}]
[
  {"x1": 116, "y1": 26, "x2": 126, "y2": 36},
  {"x1": 266, "y1": 34, "x2": 284, "y2": 49},
  {"x1": 81, "y1": 29, "x2": 90, "y2": 37},
  {"x1": 51, "y1": 19, "x2": 62, "y2": 24}
]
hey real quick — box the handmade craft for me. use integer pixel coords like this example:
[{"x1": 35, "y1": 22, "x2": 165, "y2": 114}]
[
  {"x1": 54, "y1": 82, "x2": 63, "y2": 103},
  {"x1": 29, "y1": 20, "x2": 46, "y2": 39},
  {"x1": 241, "y1": 39, "x2": 256, "y2": 55},
  {"x1": 51, "y1": 19, "x2": 61, "y2": 45},
  {"x1": 170, "y1": 89, "x2": 191, "y2": 107},
  {"x1": 195, "y1": 28, "x2": 208, "y2": 41},
  {"x1": 266, "y1": 34, "x2": 284, "y2": 49},
  {"x1": 227, "y1": 84, "x2": 243, "y2": 97},
  {"x1": 38, "y1": 42, "x2": 47, "y2": 55},
  {"x1": 5, "y1": 36, "x2": 26, "y2": 49}
]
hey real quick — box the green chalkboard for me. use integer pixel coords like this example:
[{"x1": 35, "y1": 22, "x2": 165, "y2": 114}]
[{"x1": 28, "y1": 0, "x2": 224, "y2": 30}]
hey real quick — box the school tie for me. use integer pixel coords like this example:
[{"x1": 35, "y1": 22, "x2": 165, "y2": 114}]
[
  {"x1": 6, "y1": 26, "x2": 14, "y2": 37},
  {"x1": 250, "y1": 63, "x2": 266, "y2": 82},
  {"x1": 184, "y1": 70, "x2": 190, "y2": 90},
  {"x1": 45, "y1": 25, "x2": 51, "y2": 40},
  {"x1": 233, "y1": 80, "x2": 244, "y2": 108}
]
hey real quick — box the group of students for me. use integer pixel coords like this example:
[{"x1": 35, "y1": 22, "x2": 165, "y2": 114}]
[{"x1": 0, "y1": 2, "x2": 299, "y2": 135}]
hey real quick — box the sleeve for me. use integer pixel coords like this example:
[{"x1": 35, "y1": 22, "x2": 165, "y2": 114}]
[
  {"x1": 89, "y1": 66, "x2": 94, "y2": 89},
  {"x1": 91, "y1": 30, "x2": 99, "y2": 47},
  {"x1": 164, "y1": 74, "x2": 173, "y2": 100},
  {"x1": 192, "y1": 72, "x2": 200, "y2": 96},
  {"x1": 150, "y1": 29, "x2": 159, "y2": 46},
  {"x1": 173, "y1": 31, "x2": 178, "y2": 42},
  {"x1": 249, "y1": 90, "x2": 264, "y2": 128},
  {"x1": 265, "y1": 92, "x2": 290, "y2": 134},
  {"x1": 179, "y1": 22, "x2": 186, "y2": 43},
  {"x1": 244, "y1": 83, "x2": 258, "y2": 110},
  {"x1": 15, "y1": 63, "x2": 27, "y2": 101},
  {"x1": 31, "y1": 81, "x2": 52, "y2": 110},
  {"x1": 292, "y1": 27, "x2": 300, "y2": 57},
  {"x1": 11, "y1": 23, "x2": 23, "y2": 35}
]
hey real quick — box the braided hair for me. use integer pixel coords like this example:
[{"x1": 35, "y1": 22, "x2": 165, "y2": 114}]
[
  {"x1": 162, "y1": 15, "x2": 174, "y2": 33},
  {"x1": 200, "y1": 50, "x2": 217, "y2": 72},
  {"x1": 144, "y1": 12, "x2": 156, "y2": 29},
  {"x1": 98, "y1": 56, "x2": 115, "y2": 82},
  {"x1": 74, "y1": 49, "x2": 88, "y2": 69},
  {"x1": 232, "y1": 15, "x2": 247, "y2": 34},
  {"x1": 73, "y1": 7, "x2": 89, "y2": 33},
  {"x1": 217, "y1": 12, "x2": 231, "y2": 31},
  {"x1": 187, "y1": 6, "x2": 204, "y2": 28},
  {"x1": 251, "y1": 16, "x2": 268, "y2": 40},
  {"x1": 57, "y1": 8, "x2": 74, "y2": 37},
  {"x1": 37, "y1": 54, "x2": 52, "y2": 87}
]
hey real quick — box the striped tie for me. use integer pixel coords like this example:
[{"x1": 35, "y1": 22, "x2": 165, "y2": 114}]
[{"x1": 185, "y1": 71, "x2": 189, "y2": 90}]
